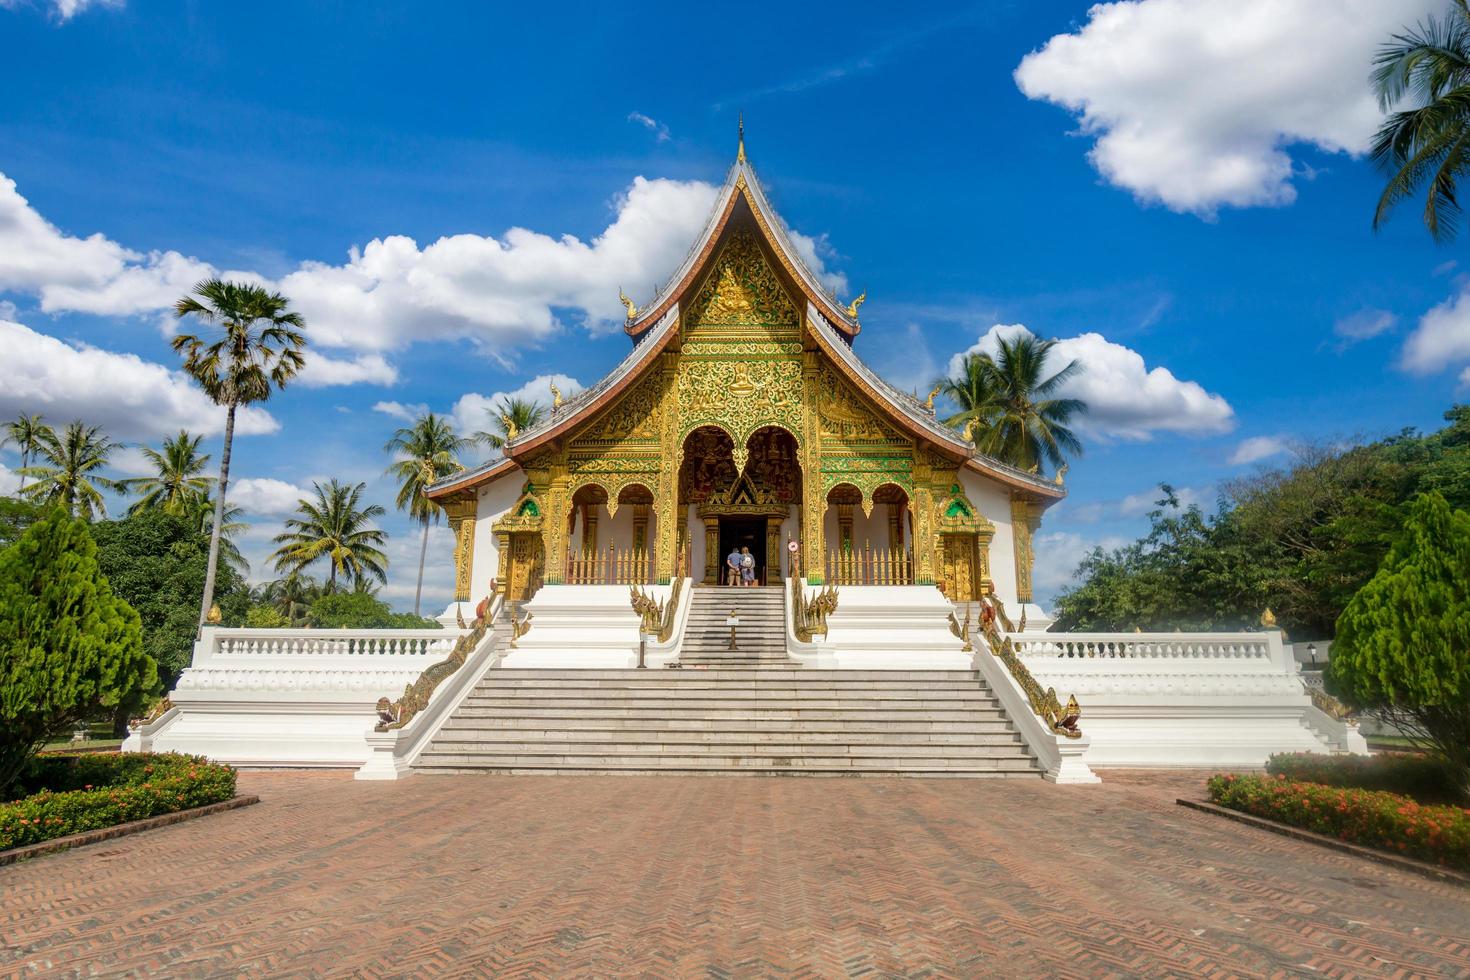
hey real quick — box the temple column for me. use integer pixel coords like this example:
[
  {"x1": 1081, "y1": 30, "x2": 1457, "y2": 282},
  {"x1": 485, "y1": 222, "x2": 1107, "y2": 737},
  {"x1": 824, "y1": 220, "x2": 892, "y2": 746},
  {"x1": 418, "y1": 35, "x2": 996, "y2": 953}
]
[
  {"x1": 654, "y1": 354, "x2": 681, "y2": 584},
  {"x1": 911, "y1": 456, "x2": 937, "y2": 586},
  {"x1": 799, "y1": 349, "x2": 824, "y2": 583},
  {"x1": 541, "y1": 461, "x2": 571, "y2": 585},
  {"x1": 976, "y1": 527, "x2": 995, "y2": 595},
  {"x1": 1010, "y1": 494, "x2": 1042, "y2": 604},
  {"x1": 703, "y1": 517, "x2": 720, "y2": 584},
  {"x1": 765, "y1": 516, "x2": 783, "y2": 584},
  {"x1": 444, "y1": 494, "x2": 478, "y2": 603},
  {"x1": 494, "y1": 530, "x2": 510, "y2": 598}
]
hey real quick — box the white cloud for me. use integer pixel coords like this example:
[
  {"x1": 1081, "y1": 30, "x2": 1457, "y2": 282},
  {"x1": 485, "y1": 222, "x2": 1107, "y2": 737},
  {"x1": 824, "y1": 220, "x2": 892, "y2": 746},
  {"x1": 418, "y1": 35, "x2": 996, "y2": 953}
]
[
  {"x1": 1015, "y1": 0, "x2": 1442, "y2": 215},
  {"x1": 1033, "y1": 530, "x2": 1129, "y2": 594},
  {"x1": 0, "y1": 461, "x2": 20, "y2": 495},
  {"x1": 1118, "y1": 484, "x2": 1212, "y2": 516},
  {"x1": 1403, "y1": 282, "x2": 1470, "y2": 374},
  {"x1": 296, "y1": 351, "x2": 398, "y2": 388},
  {"x1": 231, "y1": 477, "x2": 309, "y2": 517},
  {"x1": 0, "y1": 318, "x2": 278, "y2": 441},
  {"x1": 108, "y1": 445, "x2": 157, "y2": 477},
  {"x1": 373, "y1": 400, "x2": 429, "y2": 422},
  {"x1": 0, "y1": 169, "x2": 849, "y2": 381},
  {"x1": 449, "y1": 373, "x2": 582, "y2": 444},
  {"x1": 0, "y1": 0, "x2": 120, "y2": 21},
  {"x1": 1228, "y1": 435, "x2": 1289, "y2": 466},
  {"x1": 378, "y1": 523, "x2": 456, "y2": 611},
  {"x1": 1333, "y1": 309, "x2": 1397, "y2": 346},
  {"x1": 627, "y1": 112, "x2": 671, "y2": 142},
  {"x1": 946, "y1": 324, "x2": 1234, "y2": 440},
  {"x1": 787, "y1": 230, "x2": 849, "y2": 296}
]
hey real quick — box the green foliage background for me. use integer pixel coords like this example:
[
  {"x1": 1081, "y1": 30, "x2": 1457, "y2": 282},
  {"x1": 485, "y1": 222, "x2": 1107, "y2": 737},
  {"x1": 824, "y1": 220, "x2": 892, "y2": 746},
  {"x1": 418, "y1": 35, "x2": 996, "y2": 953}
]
[{"x1": 1053, "y1": 406, "x2": 1470, "y2": 636}]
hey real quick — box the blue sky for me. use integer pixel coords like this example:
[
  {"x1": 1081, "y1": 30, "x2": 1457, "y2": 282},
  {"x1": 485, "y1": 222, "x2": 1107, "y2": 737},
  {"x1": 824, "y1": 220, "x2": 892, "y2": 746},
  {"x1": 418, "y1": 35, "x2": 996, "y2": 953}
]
[{"x1": 1, "y1": 0, "x2": 1465, "y2": 611}]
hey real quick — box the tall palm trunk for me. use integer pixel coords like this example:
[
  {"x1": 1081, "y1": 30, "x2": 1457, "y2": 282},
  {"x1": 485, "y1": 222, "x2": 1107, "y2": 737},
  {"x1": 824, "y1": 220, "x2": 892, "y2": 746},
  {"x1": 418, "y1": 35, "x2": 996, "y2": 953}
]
[
  {"x1": 16, "y1": 448, "x2": 27, "y2": 493},
  {"x1": 198, "y1": 401, "x2": 236, "y2": 631},
  {"x1": 415, "y1": 518, "x2": 430, "y2": 617}
]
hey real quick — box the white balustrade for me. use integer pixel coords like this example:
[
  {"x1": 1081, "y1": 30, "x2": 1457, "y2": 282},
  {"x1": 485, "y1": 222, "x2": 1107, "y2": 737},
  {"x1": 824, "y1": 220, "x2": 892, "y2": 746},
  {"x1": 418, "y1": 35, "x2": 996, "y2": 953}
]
[{"x1": 1009, "y1": 632, "x2": 1275, "y2": 662}]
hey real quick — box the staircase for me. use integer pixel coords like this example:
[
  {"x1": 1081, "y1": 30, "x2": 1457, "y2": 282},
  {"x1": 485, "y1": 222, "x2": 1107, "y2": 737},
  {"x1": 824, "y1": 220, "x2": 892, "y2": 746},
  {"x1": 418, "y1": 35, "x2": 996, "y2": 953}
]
[
  {"x1": 678, "y1": 585, "x2": 792, "y2": 667},
  {"x1": 413, "y1": 668, "x2": 1041, "y2": 777}
]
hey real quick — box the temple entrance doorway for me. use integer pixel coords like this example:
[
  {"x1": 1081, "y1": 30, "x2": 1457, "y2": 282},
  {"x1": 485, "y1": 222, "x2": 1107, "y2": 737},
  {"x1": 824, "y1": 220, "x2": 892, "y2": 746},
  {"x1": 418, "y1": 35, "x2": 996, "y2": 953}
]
[{"x1": 718, "y1": 517, "x2": 766, "y2": 586}]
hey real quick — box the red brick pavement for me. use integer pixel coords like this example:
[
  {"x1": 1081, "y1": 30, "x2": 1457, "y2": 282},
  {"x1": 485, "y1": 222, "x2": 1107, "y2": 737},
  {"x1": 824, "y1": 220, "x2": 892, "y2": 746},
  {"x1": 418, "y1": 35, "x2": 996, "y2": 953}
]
[{"x1": 3, "y1": 770, "x2": 1468, "y2": 978}]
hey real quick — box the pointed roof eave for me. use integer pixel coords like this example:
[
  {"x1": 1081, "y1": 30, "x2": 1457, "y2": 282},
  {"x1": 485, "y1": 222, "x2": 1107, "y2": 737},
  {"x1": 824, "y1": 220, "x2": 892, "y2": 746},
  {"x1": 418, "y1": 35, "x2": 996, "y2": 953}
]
[
  {"x1": 425, "y1": 454, "x2": 518, "y2": 501},
  {"x1": 804, "y1": 304, "x2": 1066, "y2": 504},
  {"x1": 624, "y1": 157, "x2": 860, "y2": 339}
]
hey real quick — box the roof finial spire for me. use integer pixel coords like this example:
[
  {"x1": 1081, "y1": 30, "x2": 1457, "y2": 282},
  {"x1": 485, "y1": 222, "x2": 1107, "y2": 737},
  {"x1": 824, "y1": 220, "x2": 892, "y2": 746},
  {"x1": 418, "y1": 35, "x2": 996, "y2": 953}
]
[{"x1": 737, "y1": 111, "x2": 746, "y2": 163}]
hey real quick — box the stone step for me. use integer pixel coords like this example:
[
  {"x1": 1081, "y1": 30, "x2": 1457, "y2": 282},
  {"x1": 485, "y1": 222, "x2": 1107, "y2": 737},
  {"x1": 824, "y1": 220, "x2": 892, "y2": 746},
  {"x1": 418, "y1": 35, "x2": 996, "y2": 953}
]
[
  {"x1": 429, "y1": 729, "x2": 1025, "y2": 747},
  {"x1": 449, "y1": 707, "x2": 1011, "y2": 723},
  {"x1": 485, "y1": 669, "x2": 981, "y2": 680},
  {"x1": 476, "y1": 677, "x2": 991, "y2": 691},
  {"x1": 464, "y1": 688, "x2": 1002, "y2": 703},
  {"x1": 415, "y1": 751, "x2": 1038, "y2": 769},
  {"x1": 416, "y1": 767, "x2": 1037, "y2": 779},
  {"x1": 441, "y1": 717, "x2": 1017, "y2": 734},
  {"x1": 435, "y1": 725, "x2": 1017, "y2": 740}
]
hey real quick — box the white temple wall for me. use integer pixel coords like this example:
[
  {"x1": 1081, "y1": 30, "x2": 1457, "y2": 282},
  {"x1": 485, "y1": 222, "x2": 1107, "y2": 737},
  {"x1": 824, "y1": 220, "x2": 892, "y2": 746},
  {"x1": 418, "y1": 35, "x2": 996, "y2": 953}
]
[
  {"x1": 472, "y1": 471, "x2": 523, "y2": 596},
  {"x1": 961, "y1": 471, "x2": 1019, "y2": 609},
  {"x1": 685, "y1": 505, "x2": 705, "y2": 579}
]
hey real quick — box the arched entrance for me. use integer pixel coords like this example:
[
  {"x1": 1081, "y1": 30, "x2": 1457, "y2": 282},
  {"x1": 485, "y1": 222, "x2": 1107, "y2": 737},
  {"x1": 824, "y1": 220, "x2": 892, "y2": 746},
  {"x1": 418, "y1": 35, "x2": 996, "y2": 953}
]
[
  {"x1": 680, "y1": 425, "x2": 801, "y2": 585},
  {"x1": 563, "y1": 482, "x2": 658, "y2": 584},
  {"x1": 823, "y1": 482, "x2": 914, "y2": 585}
]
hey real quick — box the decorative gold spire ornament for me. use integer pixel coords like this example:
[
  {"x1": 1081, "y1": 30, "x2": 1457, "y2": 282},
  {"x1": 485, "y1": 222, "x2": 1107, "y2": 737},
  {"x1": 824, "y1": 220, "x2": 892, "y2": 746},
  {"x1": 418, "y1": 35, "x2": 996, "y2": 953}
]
[
  {"x1": 1054, "y1": 463, "x2": 1068, "y2": 486},
  {"x1": 206, "y1": 603, "x2": 222, "y2": 624},
  {"x1": 618, "y1": 288, "x2": 639, "y2": 321},
  {"x1": 845, "y1": 290, "x2": 866, "y2": 319},
  {"x1": 925, "y1": 384, "x2": 942, "y2": 413},
  {"x1": 500, "y1": 413, "x2": 518, "y2": 441},
  {"x1": 1025, "y1": 462, "x2": 1039, "y2": 474},
  {"x1": 549, "y1": 382, "x2": 563, "y2": 412},
  {"x1": 961, "y1": 417, "x2": 980, "y2": 442},
  {"x1": 737, "y1": 111, "x2": 746, "y2": 163},
  {"x1": 1261, "y1": 607, "x2": 1278, "y2": 629}
]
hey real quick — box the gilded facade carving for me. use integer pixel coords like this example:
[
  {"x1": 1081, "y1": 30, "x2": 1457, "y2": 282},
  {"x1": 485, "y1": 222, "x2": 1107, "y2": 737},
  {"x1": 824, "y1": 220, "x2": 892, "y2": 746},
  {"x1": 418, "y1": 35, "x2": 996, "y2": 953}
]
[{"x1": 686, "y1": 230, "x2": 798, "y2": 332}]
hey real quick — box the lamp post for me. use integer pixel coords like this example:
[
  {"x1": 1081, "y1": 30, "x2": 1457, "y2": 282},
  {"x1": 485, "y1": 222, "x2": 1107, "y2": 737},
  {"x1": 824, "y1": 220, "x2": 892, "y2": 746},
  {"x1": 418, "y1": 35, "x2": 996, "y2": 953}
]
[{"x1": 726, "y1": 609, "x2": 740, "y2": 651}]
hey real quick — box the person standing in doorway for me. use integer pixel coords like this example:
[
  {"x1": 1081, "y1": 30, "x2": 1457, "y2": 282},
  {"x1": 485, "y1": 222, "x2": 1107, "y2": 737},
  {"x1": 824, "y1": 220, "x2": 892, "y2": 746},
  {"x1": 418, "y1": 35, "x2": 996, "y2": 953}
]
[
  {"x1": 726, "y1": 545, "x2": 743, "y2": 587},
  {"x1": 740, "y1": 546, "x2": 756, "y2": 587}
]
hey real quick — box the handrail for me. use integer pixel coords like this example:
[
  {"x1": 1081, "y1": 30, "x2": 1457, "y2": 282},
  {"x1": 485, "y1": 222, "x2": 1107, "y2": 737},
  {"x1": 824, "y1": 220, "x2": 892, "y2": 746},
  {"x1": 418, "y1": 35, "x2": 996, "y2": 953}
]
[
  {"x1": 630, "y1": 577, "x2": 684, "y2": 643},
  {"x1": 979, "y1": 609, "x2": 1082, "y2": 739},
  {"x1": 375, "y1": 619, "x2": 490, "y2": 731},
  {"x1": 825, "y1": 544, "x2": 913, "y2": 585}
]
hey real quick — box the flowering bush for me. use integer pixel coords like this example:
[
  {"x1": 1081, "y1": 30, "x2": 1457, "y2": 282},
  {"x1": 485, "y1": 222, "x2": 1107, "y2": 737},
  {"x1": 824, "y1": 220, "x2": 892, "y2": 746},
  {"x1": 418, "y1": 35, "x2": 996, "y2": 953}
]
[
  {"x1": 1266, "y1": 752, "x2": 1463, "y2": 805},
  {"x1": 0, "y1": 753, "x2": 236, "y2": 852},
  {"x1": 1208, "y1": 773, "x2": 1470, "y2": 871}
]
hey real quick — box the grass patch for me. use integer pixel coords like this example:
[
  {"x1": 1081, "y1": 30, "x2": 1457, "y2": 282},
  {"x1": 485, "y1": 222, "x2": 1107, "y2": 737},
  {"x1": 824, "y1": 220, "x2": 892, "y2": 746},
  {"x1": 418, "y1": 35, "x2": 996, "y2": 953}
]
[{"x1": 1, "y1": 753, "x2": 236, "y2": 852}]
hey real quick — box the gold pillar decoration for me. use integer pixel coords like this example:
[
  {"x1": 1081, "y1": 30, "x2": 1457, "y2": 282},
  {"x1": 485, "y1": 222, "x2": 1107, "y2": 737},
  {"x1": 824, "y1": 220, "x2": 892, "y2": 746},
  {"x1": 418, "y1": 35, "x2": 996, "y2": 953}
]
[
  {"x1": 654, "y1": 354, "x2": 681, "y2": 584},
  {"x1": 1010, "y1": 494, "x2": 1042, "y2": 604},
  {"x1": 703, "y1": 517, "x2": 721, "y2": 583},
  {"x1": 887, "y1": 505, "x2": 904, "y2": 554},
  {"x1": 541, "y1": 461, "x2": 571, "y2": 586},
  {"x1": 911, "y1": 455, "x2": 937, "y2": 585},
  {"x1": 444, "y1": 494, "x2": 478, "y2": 602},
  {"x1": 494, "y1": 530, "x2": 511, "y2": 598},
  {"x1": 800, "y1": 349, "x2": 825, "y2": 583},
  {"x1": 766, "y1": 516, "x2": 784, "y2": 584},
  {"x1": 976, "y1": 525, "x2": 995, "y2": 595},
  {"x1": 836, "y1": 503, "x2": 854, "y2": 553}
]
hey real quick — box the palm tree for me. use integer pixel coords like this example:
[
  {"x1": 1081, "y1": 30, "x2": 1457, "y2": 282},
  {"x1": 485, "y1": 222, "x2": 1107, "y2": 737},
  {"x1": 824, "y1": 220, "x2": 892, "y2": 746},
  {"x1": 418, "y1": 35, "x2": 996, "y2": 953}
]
[
  {"x1": 475, "y1": 396, "x2": 546, "y2": 450},
  {"x1": 935, "y1": 333, "x2": 1086, "y2": 473},
  {"x1": 385, "y1": 412, "x2": 467, "y2": 616},
  {"x1": 3, "y1": 414, "x2": 53, "y2": 494},
  {"x1": 19, "y1": 421, "x2": 122, "y2": 519},
  {"x1": 185, "y1": 496, "x2": 250, "y2": 575},
  {"x1": 270, "y1": 479, "x2": 389, "y2": 593},
  {"x1": 1371, "y1": 1, "x2": 1470, "y2": 241},
  {"x1": 173, "y1": 278, "x2": 307, "y2": 630},
  {"x1": 124, "y1": 430, "x2": 215, "y2": 516},
  {"x1": 259, "y1": 572, "x2": 321, "y2": 626}
]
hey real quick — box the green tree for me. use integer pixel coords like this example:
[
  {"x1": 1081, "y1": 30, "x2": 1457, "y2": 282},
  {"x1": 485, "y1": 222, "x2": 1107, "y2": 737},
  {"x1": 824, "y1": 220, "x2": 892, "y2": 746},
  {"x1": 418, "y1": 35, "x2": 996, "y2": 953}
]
[
  {"x1": 270, "y1": 479, "x2": 388, "y2": 592},
  {"x1": 936, "y1": 332, "x2": 1085, "y2": 474},
  {"x1": 385, "y1": 412, "x2": 466, "y2": 616},
  {"x1": 475, "y1": 396, "x2": 545, "y2": 450},
  {"x1": 0, "y1": 510, "x2": 157, "y2": 791},
  {"x1": 18, "y1": 421, "x2": 123, "y2": 519},
  {"x1": 0, "y1": 497, "x2": 46, "y2": 550},
  {"x1": 123, "y1": 430, "x2": 214, "y2": 517},
  {"x1": 185, "y1": 497, "x2": 250, "y2": 575},
  {"x1": 3, "y1": 414, "x2": 53, "y2": 494},
  {"x1": 307, "y1": 590, "x2": 438, "y2": 630},
  {"x1": 1329, "y1": 492, "x2": 1470, "y2": 798},
  {"x1": 256, "y1": 573, "x2": 321, "y2": 626},
  {"x1": 173, "y1": 278, "x2": 307, "y2": 630},
  {"x1": 92, "y1": 510, "x2": 251, "y2": 686},
  {"x1": 1371, "y1": 0, "x2": 1470, "y2": 242}
]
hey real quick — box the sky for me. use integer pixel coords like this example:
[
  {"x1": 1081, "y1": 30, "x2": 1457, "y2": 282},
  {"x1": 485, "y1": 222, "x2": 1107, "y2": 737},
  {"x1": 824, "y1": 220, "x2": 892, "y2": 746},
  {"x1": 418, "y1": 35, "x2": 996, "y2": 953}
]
[{"x1": 0, "y1": 0, "x2": 1465, "y2": 612}]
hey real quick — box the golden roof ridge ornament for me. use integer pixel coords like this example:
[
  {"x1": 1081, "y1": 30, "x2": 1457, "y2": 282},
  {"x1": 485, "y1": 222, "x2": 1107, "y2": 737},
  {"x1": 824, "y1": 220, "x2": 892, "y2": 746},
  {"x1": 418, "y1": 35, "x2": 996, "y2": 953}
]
[
  {"x1": 925, "y1": 384, "x2": 942, "y2": 414},
  {"x1": 737, "y1": 111, "x2": 746, "y2": 164},
  {"x1": 549, "y1": 382, "x2": 563, "y2": 413},
  {"x1": 618, "y1": 287, "x2": 639, "y2": 322},
  {"x1": 845, "y1": 290, "x2": 866, "y2": 319},
  {"x1": 500, "y1": 412, "x2": 518, "y2": 442}
]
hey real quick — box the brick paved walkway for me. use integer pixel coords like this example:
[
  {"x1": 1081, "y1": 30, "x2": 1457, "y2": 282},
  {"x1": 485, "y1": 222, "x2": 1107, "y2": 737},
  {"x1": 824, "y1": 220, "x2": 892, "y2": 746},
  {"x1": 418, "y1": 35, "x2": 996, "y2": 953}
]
[{"x1": 3, "y1": 771, "x2": 1468, "y2": 978}]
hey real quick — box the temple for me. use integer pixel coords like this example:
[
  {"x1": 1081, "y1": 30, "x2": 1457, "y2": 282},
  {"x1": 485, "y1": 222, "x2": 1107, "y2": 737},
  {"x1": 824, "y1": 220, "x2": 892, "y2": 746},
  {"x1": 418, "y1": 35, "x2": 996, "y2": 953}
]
[
  {"x1": 131, "y1": 135, "x2": 1367, "y2": 781},
  {"x1": 426, "y1": 135, "x2": 1064, "y2": 619}
]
